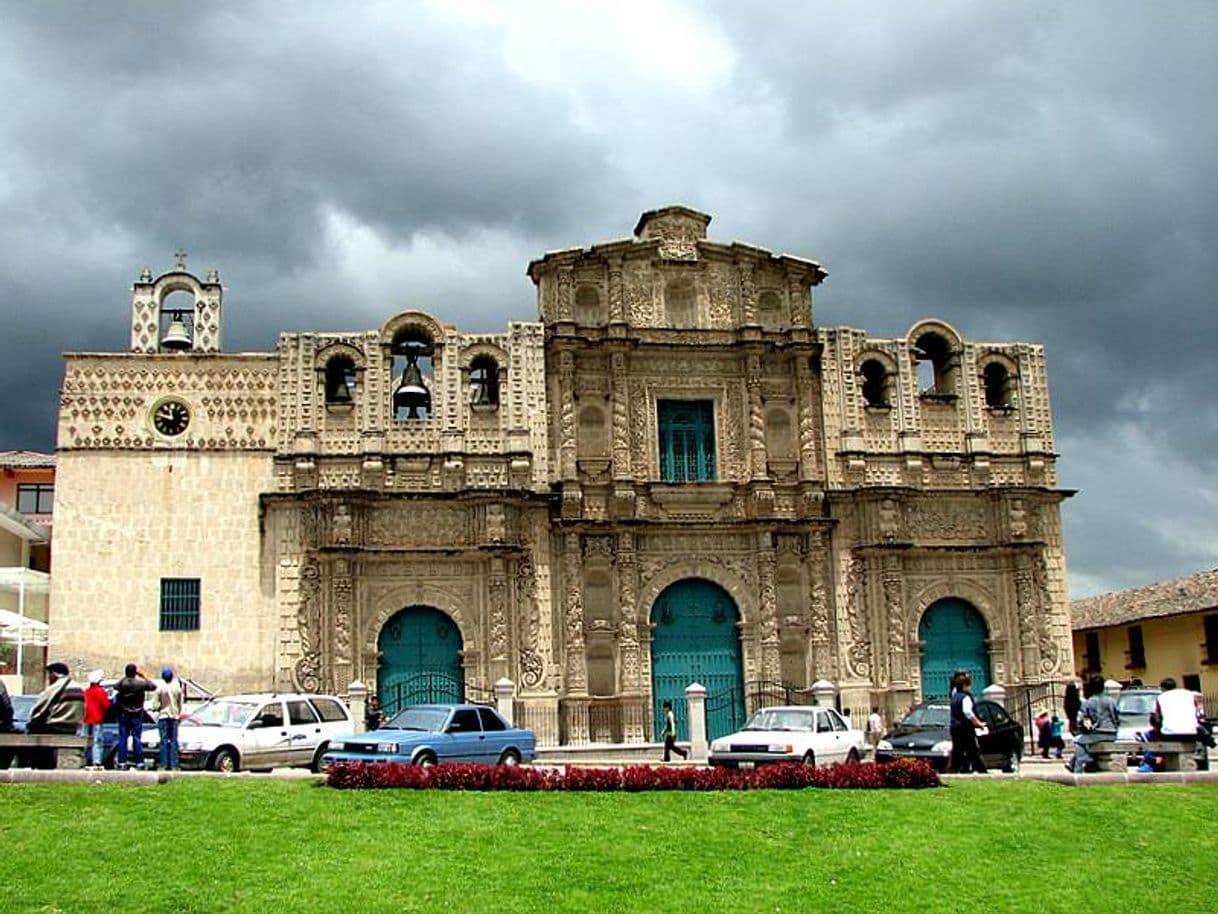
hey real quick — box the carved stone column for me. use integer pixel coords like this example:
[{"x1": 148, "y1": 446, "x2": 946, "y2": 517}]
[
  {"x1": 563, "y1": 533, "x2": 587, "y2": 695},
  {"x1": 841, "y1": 553, "x2": 872, "y2": 682},
  {"x1": 557, "y1": 267, "x2": 573, "y2": 322},
  {"x1": 806, "y1": 529, "x2": 834, "y2": 680},
  {"x1": 558, "y1": 350, "x2": 577, "y2": 479},
  {"x1": 788, "y1": 274, "x2": 809, "y2": 328},
  {"x1": 607, "y1": 257, "x2": 624, "y2": 324},
  {"x1": 757, "y1": 532, "x2": 781, "y2": 680},
  {"x1": 738, "y1": 259, "x2": 757, "y2": 325},
  {"x1": 515, "y1": 543, "x2": 546, "y2": 693},
  {"x1": 882, "y1": 554, "x2": 907, "y2": 685},
  {"x1": 794, "y1": 357, "x2": 819, "y2": 482},
  {"x1": 615, "y1": 531, "x2": 640, "y2": 691},
  {"x1": 488, "y1": 557, "x2": 509, "y2": 679},
  {"x1": 610, "y1": 351, "x2": 632, "y2": 478},
  {"x1": 331, "y1": 558, "x2": 354, "y2": 693},
  {"x1": 290, "y1": 556, "x2": 322, "y2": 693},
  {"x1": 746, "y1": 354, "x2": 768, "y2": 480},
  {"x1": 1015, "y1": 552, "x2": 1038, "y2": 682}
]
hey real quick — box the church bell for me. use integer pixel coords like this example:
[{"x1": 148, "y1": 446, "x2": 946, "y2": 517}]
[
  {"x1": 160, "y1": 311, "x2": 192, "y2": 351},
  {"x1": 393, "y1": 352, "x2": 430, "y2": 418}
]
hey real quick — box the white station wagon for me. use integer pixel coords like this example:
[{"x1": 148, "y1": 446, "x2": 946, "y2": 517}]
[
  {"x1": 708, "y1": 706, "x2": 866, "y2": 769},
  {"x1": 145, "y1": 693, "x2": 352, "y2": 772}
]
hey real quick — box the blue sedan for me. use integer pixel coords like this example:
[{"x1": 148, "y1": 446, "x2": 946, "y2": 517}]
[{"x1": 320, "y1": 704, "x2": 537, "y2": 769}]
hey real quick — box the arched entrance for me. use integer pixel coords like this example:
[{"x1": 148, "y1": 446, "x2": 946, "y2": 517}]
[
  {"x1": 918, "y1": 598, "x2": 991, "y2": 699},
  {"x1": 650, "y1": 579, "x2": 745, "y2": 741},
  {"x1": 377, "y1": 606, "x2": 463, "y2": 715}
]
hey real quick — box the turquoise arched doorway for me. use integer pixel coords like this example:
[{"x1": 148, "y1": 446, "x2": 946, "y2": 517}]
[
  {"x1": 918, "y1": 598, "x2": 991, "y2": 699},
  {"x1": 650, "y1": 579, "x2": 745, "y2": 741},
  {"x1": 377, "y1": 606, "x2": 463, "y2": 715}
]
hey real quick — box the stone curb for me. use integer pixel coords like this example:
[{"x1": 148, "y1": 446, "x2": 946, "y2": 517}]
[
  {"x1": 0, "y1": 768, "x2": 325, "y2": 785},
  {"x1": 942, "y1": 769, "x2": 1218, "y2": 786}
]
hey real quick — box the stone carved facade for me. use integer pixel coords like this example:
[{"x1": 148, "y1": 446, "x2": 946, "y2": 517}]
[{"x1": 48, "y1": 206, "x2": 1072, "y2": 740}]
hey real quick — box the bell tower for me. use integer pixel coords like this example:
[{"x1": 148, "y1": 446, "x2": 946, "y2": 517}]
[{"x1": 130, "y1": 250, "x2": 223, "y2": 353}]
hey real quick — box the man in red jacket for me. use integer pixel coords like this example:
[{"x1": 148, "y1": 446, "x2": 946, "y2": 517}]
[{"x1": 82, "y1": 669, "x2": 111, "y2": 769}]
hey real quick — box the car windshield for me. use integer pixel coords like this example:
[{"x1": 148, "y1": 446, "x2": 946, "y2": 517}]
[
  {"x1": 385, "y1": 707, "x2": 449, "y2": 732},
  {"x1": 187, "y1": 699, "x2": 259, "y2": 727},
  {"x1": 742, "y1": 709, "x2": 816, "y2": 732},
  {"x1": 900, "y1": 705, "x2": 950, "y2": 728},
  {"x1": 1117, "y1": 692, "x2": 1159, "y2": 716}
]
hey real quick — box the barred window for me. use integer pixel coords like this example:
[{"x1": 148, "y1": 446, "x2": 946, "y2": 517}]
[
  {"x1": 160, "y1": 578, "x2": 200, "y2": 631},
  {"x1": 16, "y1": 483, "x2": 54, "y2": 514}
]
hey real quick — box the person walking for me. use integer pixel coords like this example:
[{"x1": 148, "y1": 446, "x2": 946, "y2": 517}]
[
  {"x1": 661, "y1": 700, "x2": 687, "y2": 762},
  {"x1": 82, "y1": 669, "x2": 111, "y2": 769},
  {"x1": 867, "y1": 707, "x2": 884, "y2": 759},
  {"x1": 947, "y1": 671, "x2": 988, "y2": 774},
  {"x1": 153, "y1": 666, "x2": 184, "y2": 771},
  {"x1": 113, "y1": 663, "x2": 157, "y2": 769}
]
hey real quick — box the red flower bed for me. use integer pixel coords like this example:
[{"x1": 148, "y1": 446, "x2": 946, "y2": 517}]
[{"x1": 326, "y1": 758, "x2": 939, "y2": 791}]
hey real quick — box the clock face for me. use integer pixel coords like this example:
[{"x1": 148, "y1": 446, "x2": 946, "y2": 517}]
[{"x1": 153, "y1": 399, "x2": 191, "y2": 436}]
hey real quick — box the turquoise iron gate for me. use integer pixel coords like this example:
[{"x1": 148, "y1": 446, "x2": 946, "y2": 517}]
[
  {"x1": 918, "y1": 598, "x2": 991, "y2": 699},
  {"x1": 650, "y1": 579, "x2": 745, "y2": 741},
  {"x1": 378, "y1": 606, "x2": 464, "y2": 716}
]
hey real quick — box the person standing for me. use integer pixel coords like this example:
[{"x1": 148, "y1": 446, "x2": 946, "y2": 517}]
[
  {"x1": 1063, "y1": 678, "x2": 1082, "y2": 736},
  {"x1": 153, "y1": 667, "x2": 184, "y2": 771},
  {"x1": 661, "y1": 699, "x2": 687, "y2": 762},
  {"x1": 867, "y1": 707, "x2": 884, "y2": 758},
  {"x1": 948, "y1": 671, "x2": 988, "y2": 774},
  {"x1": 1070, "y1": 675, "x2": 1119, "y2": 773},
  {"x1": 0, "y1": 677, "x2": 14, "y2": 769},
  {"x1": 113, "y1": 663, "x2": 156, "y2": 770},
  {"x1": 365, "y1": 695, "x2": 384, "y2": 732},
  {"x1": 82, "y1": 669, "x2": 111, "y2": 769}
]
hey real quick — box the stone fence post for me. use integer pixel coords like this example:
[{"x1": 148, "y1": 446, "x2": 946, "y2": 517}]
[
  {"x1": 811, "y1": 679, "x2": 837, "y2": 708},
  {"x1": 685, "y1": 682, "x2": 707, "y2": 761},
  {"x1": 348, "y1": 680, "x2": 368, "y2": 734},
  {"x1": 981, "y1": 683, "x2": 1006, "y2": 709},
  {"x1": 495, "y1": 677, "x2": 515, "y2": 725}
]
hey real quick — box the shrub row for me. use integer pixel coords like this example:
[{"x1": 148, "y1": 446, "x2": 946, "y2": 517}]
[{"x1": 326, "y1": 758, "x2": 940, "y2": 791}]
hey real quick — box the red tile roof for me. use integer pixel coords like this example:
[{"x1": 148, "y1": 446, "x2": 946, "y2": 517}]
[
  {"x1": 0, "y1": 450, "x2": 56, "y2": 468},
  {"x1": 1072, "y1": 567, "x2": 1218, "y2": 630}
]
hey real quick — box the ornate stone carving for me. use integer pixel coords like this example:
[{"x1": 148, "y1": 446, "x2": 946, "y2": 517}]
[
  {"x1": 563, "y1": 535, "x2": 587, "y2": 693},
  {"x1": 882, "y1": 555, "x2": 907, "y2": 684},
  {"x1": 489, "y1": 561, "x2": 508, "y2": 661},
  {"x1": 878, "y1": 498, "x2": 901, "y2": 542},
  {"x1": 843, "y1": 554, "x2": 871, "y2": 679},
  {"x1": 367, "y1": 505, "x2": 470, "y2": 548},
  {"x1": 909, "y1": 503, "x2": 987, "y2": 540},
  {"x1": 291, "y1": 559, "x2": 322, "y2": 693}
]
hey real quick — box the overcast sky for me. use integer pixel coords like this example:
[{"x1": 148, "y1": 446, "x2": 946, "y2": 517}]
[{"x1": 1, "y1": 1, "x2": 1214, "y2": 599}]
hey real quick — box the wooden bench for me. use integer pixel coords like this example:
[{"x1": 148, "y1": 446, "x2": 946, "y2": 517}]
[{"x1": 0, "y1": 733, "x2": 88, "y2": 769}]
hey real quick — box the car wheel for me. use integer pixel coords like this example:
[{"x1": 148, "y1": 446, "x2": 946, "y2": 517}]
[
  {"x1": 498, "y1": 748, "x2": 521, "y2": 767},
  {"x1": 801, "y1": 751, "x2": 816, "y2": 767},
  {"x1": 210, "y1": 748, "x2": 239, "y2": 773},
  {"x1": 846, "y1": 749, "x2": 860, "y2": 764},
  {"x1": 416, "y1": 751, "x2": 438, "y2": 768},
  {"x1": 1002, "y1": 749, "x2": 1020, "y2": 774},
  {"x1": 311, "y1": 743, "x2": 329, "y2": 774}
]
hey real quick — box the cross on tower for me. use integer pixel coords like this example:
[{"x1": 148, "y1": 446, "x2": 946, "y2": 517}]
[{"x1": 174, "y1": 248, "x2": 187, "y2": 270}]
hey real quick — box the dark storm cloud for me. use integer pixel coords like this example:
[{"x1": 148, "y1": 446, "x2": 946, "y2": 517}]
[{"x1": 0, "y1": 1, "x2": 1214, "y2": 595}]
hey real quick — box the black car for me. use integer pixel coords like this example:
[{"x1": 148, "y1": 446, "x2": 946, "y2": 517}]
[{"x1": 874, "y1": 699, "x2": 1024, "y2": 772}]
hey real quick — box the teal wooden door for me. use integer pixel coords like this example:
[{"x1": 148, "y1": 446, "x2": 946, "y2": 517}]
[
  {"x1": 658, "y1": 400, "x2": 716, "y2": 482},
  {"x1": 378, "y1": 606, "x2": 463, "y2": 716},
  {"x1": 650, "y1": 580, "x2": 744, "y2": 741},
  {"x1": 918, "y1": 598, "x2": 991, "y2": 699}
]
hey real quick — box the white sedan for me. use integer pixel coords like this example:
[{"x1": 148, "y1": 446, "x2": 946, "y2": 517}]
[{"x1": 708, "y1": 706, "x2": 866, "y2": 768}]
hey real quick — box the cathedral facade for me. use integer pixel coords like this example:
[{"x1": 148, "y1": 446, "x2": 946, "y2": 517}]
[{"x1": 48, "y1": 208, "x2": 1073, "y2": 743}]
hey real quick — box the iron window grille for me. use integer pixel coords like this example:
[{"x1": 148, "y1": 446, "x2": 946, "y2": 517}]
[{"x1": 159, "y1": 578, "x2": 200, "y2": 631}]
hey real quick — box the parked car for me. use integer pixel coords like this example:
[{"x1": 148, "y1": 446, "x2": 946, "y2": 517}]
[
  {"x1": 1116, "y1": 686, "x2": 1210, "y2": 771},
  {"x1": 707, "y1": 706, "x2": 866, "y2": 769},
  {"x1": 875, "y1": 699, "x2": 1023, "y2": 772},
  {"x1": 154, "y1": 693, "x2": 352, "y2": 772},
  {"x1": 320, "y1": 704, "x2": 537, "y2": 769}
]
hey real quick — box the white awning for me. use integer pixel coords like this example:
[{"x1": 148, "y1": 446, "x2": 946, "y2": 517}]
[{"x1": 0, "y1": 567, "x2": 51, "y2": 595}]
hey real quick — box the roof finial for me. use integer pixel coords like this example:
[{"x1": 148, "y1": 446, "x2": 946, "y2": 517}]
[{"x1": 174, "y1": 248, "x2": 187, "y2": 271}]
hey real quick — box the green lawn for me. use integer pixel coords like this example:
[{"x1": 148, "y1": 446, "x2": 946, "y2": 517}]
[{"x1": 1, "y1": 779, "x2": 1216, "y2": 913}]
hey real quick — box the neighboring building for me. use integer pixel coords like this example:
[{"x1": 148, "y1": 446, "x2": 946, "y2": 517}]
[
  {"x1": 48, "y1": 207, "x2": 1074, "y2": 743},
  {"x1": 1072, "y1": 568, "x2": 1218, "y2": 697},
  {"x1": 0, "y1": 451, "x2": 54, "y2": 691}
]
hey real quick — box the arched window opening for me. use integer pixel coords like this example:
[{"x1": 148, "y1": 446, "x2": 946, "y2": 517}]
[
  {"x1": 158, "y1": 290, "x2": 195, "y2": 352},
  {"x1": 324, "y1": 355, "x2": 357, "y2": 406},
  {"x1": 914, "y1": 332, "x2": 957, "y2": 399},
  {"x1": 578, "y1": 405, "x2": 608, "y2": 458},
  {"x1": 758, "y1": 290, "x2": 784, "y2": 329},
  {"x1": 983, "y1": 361, "x2": 1017, "y2": 410},
  {"x1": 664, "y1": 278, "x2": 696, "y2": 327},
  {"x1": 391, "y1": 329, "x2": 434, "y2": 420},
  {"x1": 860, "y1": 359, "x2": 892, "y2": 409},
  {"x1": 575, "y1": 284, "x2": 604, "y2": 326},
  {"x1": 469, "y1": 355, "x2": 500, "y2": 407}
]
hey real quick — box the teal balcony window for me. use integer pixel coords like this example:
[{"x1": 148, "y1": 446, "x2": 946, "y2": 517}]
[{"x1": 658, "y1": 400, "x2": 716, "y2": 482}]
